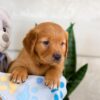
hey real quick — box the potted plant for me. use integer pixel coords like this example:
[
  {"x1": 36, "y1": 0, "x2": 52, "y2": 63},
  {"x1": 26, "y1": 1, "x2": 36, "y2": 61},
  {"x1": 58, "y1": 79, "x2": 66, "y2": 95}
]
[{"x1": 63, "y1": 23, "x2": 88, "y2": 100}]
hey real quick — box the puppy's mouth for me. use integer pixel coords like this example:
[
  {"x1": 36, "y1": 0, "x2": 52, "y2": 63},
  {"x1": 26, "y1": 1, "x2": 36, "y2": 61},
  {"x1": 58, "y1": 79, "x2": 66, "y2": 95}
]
[
  {"x1": 38, "y1": 57, "x2": 62, "y2": 66},
  {"x1": 34, "y1": 50, "x2": 63, "y2": 66}
]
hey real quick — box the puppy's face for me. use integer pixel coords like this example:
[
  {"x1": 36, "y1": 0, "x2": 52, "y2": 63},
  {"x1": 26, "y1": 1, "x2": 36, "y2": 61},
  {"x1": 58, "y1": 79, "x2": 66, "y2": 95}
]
[{"x1": 23, "y1": 22, "x2": 68, "y2": 66}]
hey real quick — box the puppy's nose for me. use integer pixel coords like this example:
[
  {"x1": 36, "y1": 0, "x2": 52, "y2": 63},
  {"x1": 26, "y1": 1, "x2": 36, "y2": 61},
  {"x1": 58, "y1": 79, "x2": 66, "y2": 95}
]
[
  {"x1": 53, "y1": 53, "x2": 61, "y2": 61},
  {"x1": 2, "y1": 34, "x2": 9, "y2": 42}
]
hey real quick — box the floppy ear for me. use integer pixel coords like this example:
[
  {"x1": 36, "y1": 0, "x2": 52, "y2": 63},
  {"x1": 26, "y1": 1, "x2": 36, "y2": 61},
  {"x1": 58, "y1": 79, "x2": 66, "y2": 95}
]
[
  {"x1": 23, "y1": 29, "x2": 37, "y2": 54},
  {"x1": 65, "y1": 31, "x2": 68, "y2": 57}
]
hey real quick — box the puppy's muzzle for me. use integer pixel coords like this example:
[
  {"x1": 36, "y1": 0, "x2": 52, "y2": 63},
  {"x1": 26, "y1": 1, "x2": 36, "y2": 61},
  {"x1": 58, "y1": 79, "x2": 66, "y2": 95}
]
[{"x1": 53, "y1": 53, "x2": 61, "y2": 61}]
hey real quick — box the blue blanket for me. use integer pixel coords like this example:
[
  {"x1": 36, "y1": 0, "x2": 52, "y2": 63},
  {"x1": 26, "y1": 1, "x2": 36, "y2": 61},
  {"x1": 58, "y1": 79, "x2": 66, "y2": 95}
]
[{"x1": 0, "y1": 72, "x2": 67, "y2": 100}]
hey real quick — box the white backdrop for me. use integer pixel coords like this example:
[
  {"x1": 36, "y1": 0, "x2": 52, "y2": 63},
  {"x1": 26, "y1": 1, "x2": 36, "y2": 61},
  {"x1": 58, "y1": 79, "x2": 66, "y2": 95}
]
[{"x1": 0, "y1": 0, "x2": 100, "y2": 100}]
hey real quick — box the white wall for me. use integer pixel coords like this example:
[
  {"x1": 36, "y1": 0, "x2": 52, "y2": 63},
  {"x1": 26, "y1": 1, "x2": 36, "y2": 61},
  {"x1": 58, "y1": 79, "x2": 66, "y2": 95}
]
[{"x1": 0, "y1": 0, "x2": 100, "y2": 100}]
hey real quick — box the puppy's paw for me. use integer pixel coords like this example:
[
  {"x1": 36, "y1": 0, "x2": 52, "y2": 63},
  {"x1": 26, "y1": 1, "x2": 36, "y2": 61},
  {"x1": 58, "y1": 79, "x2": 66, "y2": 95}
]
[
  {"x1": 45, "y1": 76, "x2": 60, "y2": 89},
  {"x1": 10, "y1": 67, "x2": 28, "y2": 84}
]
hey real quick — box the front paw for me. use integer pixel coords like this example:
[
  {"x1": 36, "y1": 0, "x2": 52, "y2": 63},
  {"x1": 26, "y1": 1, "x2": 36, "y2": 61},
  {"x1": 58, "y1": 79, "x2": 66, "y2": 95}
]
[
  {"x1": 45, "y1": 76, "x2": 60, "y2": 89},
  {"x1": 10, "y1": 67, "x2": 28, "y2": 84}
]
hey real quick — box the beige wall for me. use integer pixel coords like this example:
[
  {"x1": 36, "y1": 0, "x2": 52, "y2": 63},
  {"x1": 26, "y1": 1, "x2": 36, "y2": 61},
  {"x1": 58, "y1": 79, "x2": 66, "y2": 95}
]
[{"x1": 0, "y1": 0, "x2": 100, "y2": 100}]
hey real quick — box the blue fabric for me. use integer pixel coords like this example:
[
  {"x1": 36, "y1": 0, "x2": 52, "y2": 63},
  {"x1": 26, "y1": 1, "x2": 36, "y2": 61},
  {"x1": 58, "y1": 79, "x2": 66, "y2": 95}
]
[
  {"x1": 0, "y1": 52, "x2": 8, "y2": 72},
  {"x1": 0, "y1": 72, "x2": 67, "y2": 100}
]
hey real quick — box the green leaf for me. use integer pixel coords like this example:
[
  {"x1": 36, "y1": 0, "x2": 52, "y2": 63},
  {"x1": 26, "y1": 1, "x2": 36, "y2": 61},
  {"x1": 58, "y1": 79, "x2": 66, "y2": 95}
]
[
  {"x1": 67, "y1": 64, "x2": 88, "y2": 96},
  {"x1": 64, "y1": 23, "x2": 76, "y2": 79},
  {"x1": 63, "y1": 96, "x2": 69, "y2": 100}
]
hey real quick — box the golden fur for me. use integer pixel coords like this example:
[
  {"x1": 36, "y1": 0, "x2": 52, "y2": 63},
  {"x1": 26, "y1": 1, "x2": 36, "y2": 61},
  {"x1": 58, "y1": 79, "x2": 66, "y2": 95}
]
[{"x1": 8, "y1": 22, "x2": 68, "y2": 89}]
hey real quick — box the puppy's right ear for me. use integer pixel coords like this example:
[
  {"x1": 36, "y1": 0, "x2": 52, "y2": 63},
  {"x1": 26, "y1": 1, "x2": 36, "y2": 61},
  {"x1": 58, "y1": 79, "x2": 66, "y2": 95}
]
[
  {"x1": 23, "y1": 29, "x2": 37, "y2": 54},
  {"x1": 65, "y1": 31, "x2": 68, "y2": 57}
]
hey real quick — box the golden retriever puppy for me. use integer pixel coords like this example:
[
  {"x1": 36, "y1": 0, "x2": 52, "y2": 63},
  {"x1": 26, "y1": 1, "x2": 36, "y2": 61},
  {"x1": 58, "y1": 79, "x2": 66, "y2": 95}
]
[{"x1": 8, "y1": 22, "x2": 68, "y2": 89}]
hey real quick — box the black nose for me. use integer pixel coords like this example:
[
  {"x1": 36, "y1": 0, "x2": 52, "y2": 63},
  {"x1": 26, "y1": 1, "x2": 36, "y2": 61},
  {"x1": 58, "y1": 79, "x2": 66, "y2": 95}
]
[
  {"x1": 53, "y1": 53, "x2": 61, "y2": 61},
  {"x1": 2, "y1": 34, "x2": 9, "y2": 42}
]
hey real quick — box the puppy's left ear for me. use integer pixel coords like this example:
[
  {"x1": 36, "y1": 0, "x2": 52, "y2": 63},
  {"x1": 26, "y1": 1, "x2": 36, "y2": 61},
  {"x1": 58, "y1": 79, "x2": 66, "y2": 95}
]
[
  {"x1": 65, "y1": 31, "x2": 68, "y2": 57},
  {"x1": 23, "y1": 29, "x2": 37, "y2": 55}
]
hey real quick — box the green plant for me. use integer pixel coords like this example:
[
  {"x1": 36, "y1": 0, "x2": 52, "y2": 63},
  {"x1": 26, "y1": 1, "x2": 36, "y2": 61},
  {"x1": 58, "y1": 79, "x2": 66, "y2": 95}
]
[{"x1": 63, "y1": 23, "x2": 88, "y2": 100}]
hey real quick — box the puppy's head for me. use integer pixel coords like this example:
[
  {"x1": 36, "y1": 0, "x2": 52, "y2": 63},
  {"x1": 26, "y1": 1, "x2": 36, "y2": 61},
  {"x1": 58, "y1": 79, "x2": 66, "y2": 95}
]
[{"x1": 23, "y1": 22, "x2": 68, "y2": 66}]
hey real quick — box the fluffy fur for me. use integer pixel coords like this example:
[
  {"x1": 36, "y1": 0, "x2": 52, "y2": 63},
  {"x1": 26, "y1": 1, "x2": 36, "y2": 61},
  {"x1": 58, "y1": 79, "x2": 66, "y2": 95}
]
[
  {"x1": 8, "y1": 22, "x2": 68, "y2": 89},
  {"x1": 0, "y1": 8, "x2": 11, "y2": 52}
]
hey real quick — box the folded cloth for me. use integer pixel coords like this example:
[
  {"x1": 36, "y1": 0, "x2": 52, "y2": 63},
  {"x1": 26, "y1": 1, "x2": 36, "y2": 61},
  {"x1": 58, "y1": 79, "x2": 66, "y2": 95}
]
[{"x1": 0, "y1": 72, "x2": 67, "y2": 100}]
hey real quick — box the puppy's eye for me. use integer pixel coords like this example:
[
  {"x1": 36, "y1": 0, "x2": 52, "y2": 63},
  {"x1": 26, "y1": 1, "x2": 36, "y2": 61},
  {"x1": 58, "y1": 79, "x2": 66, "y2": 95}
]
[
  {"x1": 61, "y1": 42, "x2": 65, "y2": 46},
  {"x1": 42, "y1": 41, "x2": 49, "y2": 45}
]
